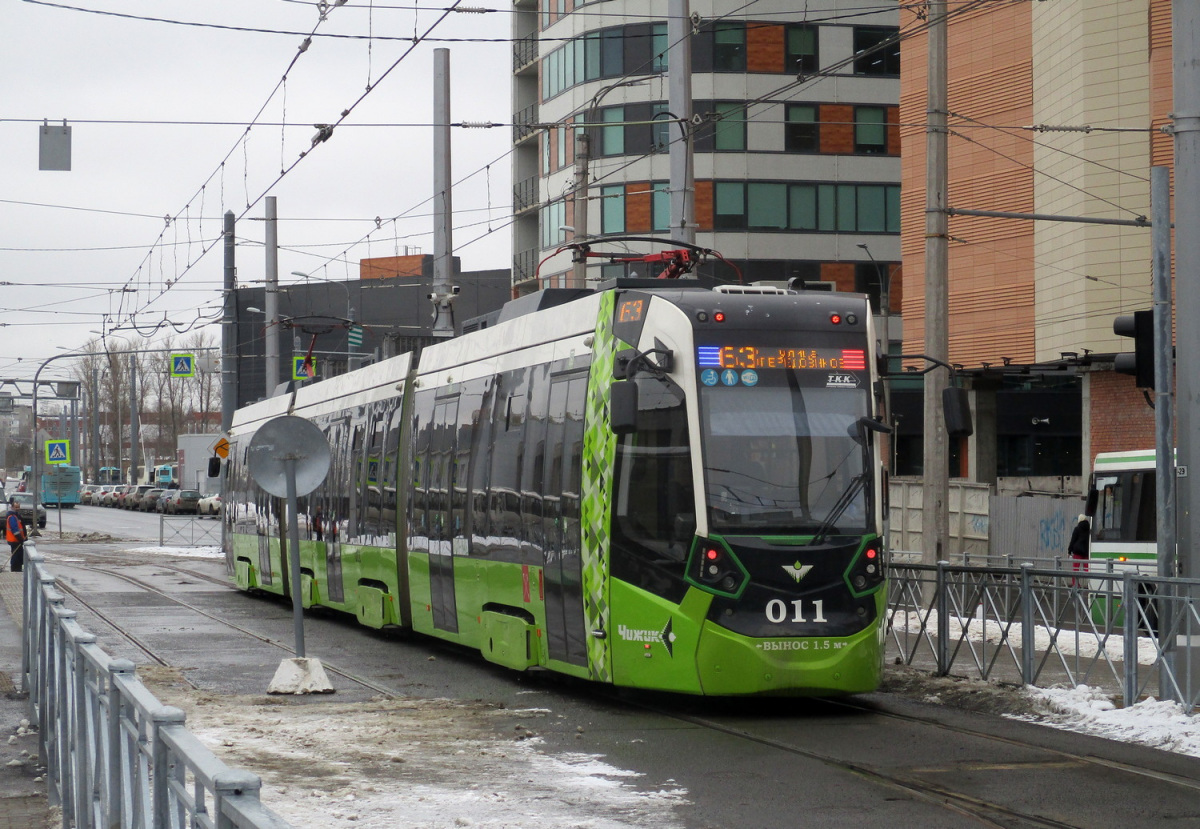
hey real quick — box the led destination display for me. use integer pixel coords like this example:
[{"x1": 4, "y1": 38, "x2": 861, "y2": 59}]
[{"x1": 697, "y1": 346, "x2": 867, "y2": 371}]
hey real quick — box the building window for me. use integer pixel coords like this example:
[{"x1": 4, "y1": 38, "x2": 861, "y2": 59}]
[
  {"x1": 747, "y1": 182, "x2": 787, "y2": 229},
  {"x1": 557, "y1": 125, "x2": 568, "y2": 170},
  {"x1": 598, "y1": 106, "x2": 625, "y2": 156},
  {"x1": 652, "y1": 103, "x2": 671, "y2": 152},
  {"x1": 854, "y1": 27, "x2": 900, "y2": 75},
  {"x1": 651, "y1": 181, "x2": 670, "y2": 231},
  {"x1": 714, "y1": 182, "x2": 745, "y2": 229},
  {"x1": 713, "y1": 22, "x2": 746, "y2": 71},
  {"x1": 541, "y1": 201, "x2": 566, "y2": 249},
  {"x1": 785, "y1": 105, "x2": 818, "y2": 152},
  {"x1": 713, "y1": 102, "x2": 746, "y2": 151},
  {"x1": 652, "y1": 23, "x2": 668, "y2": 72},
  {"x1": 601, "y1": 185, "x2": 625, "y2": 234},
  {"x1": 786, "y1": 24, "x2": 818, "y2": 73},
  {"x1": 713, "y1": 181, "x2": 901, "y2": 233},
  {"x1": 601, "y1": 28, "x2": 624, "y2": 76},
  {"x1": 855, "y1": 106, "x2": 887, "y2": 154}
]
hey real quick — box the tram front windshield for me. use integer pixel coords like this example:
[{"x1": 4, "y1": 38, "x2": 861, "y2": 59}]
[{"x1": 700, "y1": 375, "x2": 871, "y2": 536}]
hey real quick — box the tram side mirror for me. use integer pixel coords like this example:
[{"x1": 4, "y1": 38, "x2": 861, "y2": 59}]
[
  {"x1": 849, "y1": 416, "x2": 893, "y2": 443},
  {"x1": 207, "y1": 456, "x2": 222, "y2": 478},
  {"x1": 610, "y1": 380, "x2": 639, "y2": 434},
  {"x1": 943, "y1": 387, "x2": 973, "y2": 438}
]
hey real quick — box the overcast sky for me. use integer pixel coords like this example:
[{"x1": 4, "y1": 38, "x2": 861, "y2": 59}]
[{"x1": 3, "y1": 0, "x2": 513, "y2": 380}]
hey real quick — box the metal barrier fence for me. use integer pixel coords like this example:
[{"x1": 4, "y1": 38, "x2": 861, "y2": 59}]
[
  {"x1": 159, "y1": 514, "x2": 222, "y2": 547},
  {"x1": 20, "y1": 543, "x2": 294, "y2": 829},
  {"x1": 888, "y1": 557, "x2": 1200, "y2": 713}
]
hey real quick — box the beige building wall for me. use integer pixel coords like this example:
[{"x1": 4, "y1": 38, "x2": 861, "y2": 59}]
[
  {"x1": 900, "y1": 2, "x2": 1035, "y2": 367},
  {"x1": 1031, "y1": 0, "x2": 1152, "y2": 362}
]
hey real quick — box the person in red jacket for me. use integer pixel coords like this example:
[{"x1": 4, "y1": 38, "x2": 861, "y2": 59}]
[{"x1": 5, "y1": 501, "x2": 26, "y2": 572}]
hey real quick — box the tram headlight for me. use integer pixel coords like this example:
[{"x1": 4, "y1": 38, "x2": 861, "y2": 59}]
[
  {"x1": 845, "y1": 543, "x2": 885, "y2": 596},
  {"x1": 686, "y1": 538, "x2": 749, "y2": 598}
]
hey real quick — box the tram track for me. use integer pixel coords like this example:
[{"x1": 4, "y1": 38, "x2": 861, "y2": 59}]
[
  {"x1": 46, "y1": 555, "x2": 409, "y2": 700},
  {"x1": 41, "y1": 549, "x2": 1200, "y2": 828},
  {"x1": 609, "y1": 681, "x2": 1200, "y2": 828}
]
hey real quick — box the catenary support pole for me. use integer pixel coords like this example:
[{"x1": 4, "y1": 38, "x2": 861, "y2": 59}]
[
  {"x1": 922, "y1": 0, "x2": 950, "y2": 567},
  {"x1": 667, "y1": 0, "x2": 695, "y2": 246},
  {"x1": 431, "y1": 48, "x2": 455, "y2": 337},
  {"x1": 221, "y1": 210, "x2": 237, "y2": 432},
  {"x1": 264, "y1": 196, "x2": 280, "y2": 397},
  {"x1": 1173, "y1": 0, "x2": 1200, "y2": 689}
]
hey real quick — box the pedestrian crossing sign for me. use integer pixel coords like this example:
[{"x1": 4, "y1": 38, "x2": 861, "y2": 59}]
[
  {"x1": 45, "y1": 439, "x2": 70, "y2": 465},
  {"x1": 170, "y1": 353, "x2": 195, "y2": 378},
  {"x1": 293, "y1": 356, "x2": 317, "y2": 381}
]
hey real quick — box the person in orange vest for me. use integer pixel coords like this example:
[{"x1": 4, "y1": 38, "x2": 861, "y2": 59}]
[{"x1": 5, "y1": 500, "x2": 26, "y2": 573}]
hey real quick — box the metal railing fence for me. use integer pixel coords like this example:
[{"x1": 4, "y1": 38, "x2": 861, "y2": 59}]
[
  {"x1": 159, "y1": 514, "x2": 222, "y2": 546},
  {"x1": 887, "y1": 556, "x2": 1200, "y2": 713},
  {"x1": 21, "y1": 544, "x2": 294, "y2": 829}
]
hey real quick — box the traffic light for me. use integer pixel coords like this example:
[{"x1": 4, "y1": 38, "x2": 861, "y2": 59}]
[{"x1": 1113, "y1": 310, "x2": 1154, "y2": 388}]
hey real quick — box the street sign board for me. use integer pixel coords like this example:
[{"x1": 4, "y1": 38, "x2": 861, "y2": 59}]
[
  {"x1": 348, "y1": 325, "x2": 363, "y2": 348},
  {"x1": 170, "y1": 353, "x2": 196, "y2": 378},
  {"x1": 45, "y1": 439, "x2": 70, "y2": 465},
  {"x1": 212, "y1": 437, "x2": 230, "y2": 459},
  {"x1": 293, "y1": 356, "x2": 317, "y2": 381}
]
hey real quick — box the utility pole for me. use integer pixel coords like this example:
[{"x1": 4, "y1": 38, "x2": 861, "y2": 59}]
[
  {"x1": 431, "y1": 48, "x2": 456, "y2": 338},
  {"x1": 91, "y1": 367, "x2": 100, "y2": 484},
  {"x1": 667, "y1": 0, "x2": 695, "y2": 246},
  {"x1": 129, "y1": 355, "x2": 139, "y2": 484},
  {"x1": 1173, "y1": 1, "x2": 1200, "y2": 683},
  {"x1": 922, "y1": 0, "x2": 950, "y2": 567},
  {"x1": 221, "y1": 210, "x2": 237, "y2": 432},
  {"x1": 264, "y1": 196, "x2": 280, "y2": 396},
  {"x1": 572, "y1": 131, "x2": 590, "y2": 287}
]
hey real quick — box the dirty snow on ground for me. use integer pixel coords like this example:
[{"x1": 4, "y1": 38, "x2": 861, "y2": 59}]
[{"x1": 140, "y1": 668, "x2": 688, "y2": 829}]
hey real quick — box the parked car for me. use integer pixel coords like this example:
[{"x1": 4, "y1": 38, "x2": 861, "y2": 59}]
[
  {"x1": 197, "y1": 494, "x2": 222, "y2": 517},
  {"x1": 79, "y1": 484, "x2": 99, "y2": 505},
  {"x1": 100, "y1": 485, "x2": 125, "y2": 507},
  {"x1": 4, "y1": 493, "x2": 46, "y2": 529},
  {"x1": 155, "y1": 491, "x2": 172, "y2": 513},
  {"x1": 165, "y1": 489, "x2": 202, "y2": 515},
  {"x1": 124, "y1": 485, "x2": 155, "y2": 509},
  {"x1": 138, "y1": 488, "x2": 165, "y2": 512}
]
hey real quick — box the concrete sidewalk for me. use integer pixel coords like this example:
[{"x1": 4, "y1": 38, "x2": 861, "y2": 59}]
[{"x1": 0, "y1": 571, "x2": 55, "y2": 828}]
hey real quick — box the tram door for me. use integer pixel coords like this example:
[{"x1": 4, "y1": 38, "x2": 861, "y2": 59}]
[
  {"x1": 543, "y1": 374, "x2": 589, "y2": 666},
  {"x1": 428, "y1": 395, "x2": 460, "y2": 633}
]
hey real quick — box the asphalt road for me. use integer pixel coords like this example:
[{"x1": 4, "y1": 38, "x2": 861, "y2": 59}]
[{"x1": 39, "y1": 505, "x2": 1200, "y2": 829}]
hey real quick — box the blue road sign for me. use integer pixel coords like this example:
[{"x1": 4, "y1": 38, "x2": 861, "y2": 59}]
[
  {"x1": 45, "y1": 440, "x2": 70, "y2": 465},
  {"x1": 293, "y1": 356, "x2": 316, "y2": 381},
  {"x1": 170, "y1": 353, "x2": 195, "y2": 378}
]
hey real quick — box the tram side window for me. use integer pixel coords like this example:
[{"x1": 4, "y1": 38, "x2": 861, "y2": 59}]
[
  {"x1": 408, "y1": 391, "x2": 437, "y2": 552},
  {"x1": 561, "y1": 375, "x2": 587, "y2": 556},
  {"x1": 488, "y1": 375, "x2": 527, "y2": 552},
  {"x1": 453, "y1": 385, "x2": 484, "y2": 543},
  {"x1": 471, "y1": 385, "x2": 499, "y2": 550},
  {"x1": 522, "y1": 367, "x2": 550, "y2": 560},
  {"x1": 613, "y1": 375, "x2": 694, "y2": 560}
]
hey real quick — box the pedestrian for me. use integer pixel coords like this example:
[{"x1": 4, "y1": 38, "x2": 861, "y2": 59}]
[
  {"x1": 6, "y1": 500, "x2": 26, "y2": 573},
  {"x1": 313, "y1": 506, "x2": 324, "y2": 541}
]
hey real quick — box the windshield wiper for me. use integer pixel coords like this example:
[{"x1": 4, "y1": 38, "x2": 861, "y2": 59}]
[{"x1": 808, "y1": 473, "x2": 866, "y2": 546}]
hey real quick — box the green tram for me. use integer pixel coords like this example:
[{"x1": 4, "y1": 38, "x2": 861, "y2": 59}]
[{"x1": 225, "y1": 280, "x2": 889, "y2": 695}]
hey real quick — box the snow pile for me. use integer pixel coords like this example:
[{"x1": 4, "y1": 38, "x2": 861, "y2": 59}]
[{"x1": 1018, "y1": 684, "x2": 1200, "y2": 758}]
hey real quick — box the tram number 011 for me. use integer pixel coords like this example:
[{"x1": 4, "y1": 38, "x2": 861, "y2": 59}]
[{"x1": 766, "y1": 598, "x2": 827, "y2": 624}]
